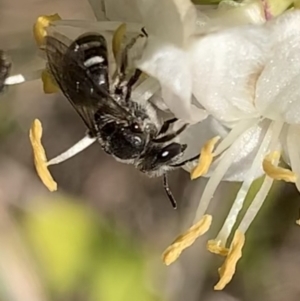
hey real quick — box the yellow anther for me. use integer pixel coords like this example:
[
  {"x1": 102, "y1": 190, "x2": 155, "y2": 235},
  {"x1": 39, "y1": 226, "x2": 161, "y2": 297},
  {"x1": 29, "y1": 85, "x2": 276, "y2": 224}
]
[
  {"x1": 207, "y1": 239, "x2": 229, "y2": 257},
  {"x1": 214, "y1": 230, "x2": 245, "y2": 290},
  {"x1": 33, "y1": 14, "x2": 61, "y2": 46},
  {"x1": 263, "y1": 151, "x2": 297, "y2": 183},
  {"x1": 162, "y1": 215, "x2": 212, "y2": 266},
  {"x1": 29, "y1": 119, "x2": 57, "y2": 192},
  {"x1": 190, "y1": 136, "x2": 220, "y2": 180},
  {"x1": 41, "y1": 69, "x2": 59, "y2": 94},
  {"x1": 267, "y1": 0, "x2": 294, "y2": 17},
  {"x1": 112, "y1": 23, "x2": 127, "y2": 62},
  {"x1": 295, "y1": 0, "x2": 300, "y2": 9}
]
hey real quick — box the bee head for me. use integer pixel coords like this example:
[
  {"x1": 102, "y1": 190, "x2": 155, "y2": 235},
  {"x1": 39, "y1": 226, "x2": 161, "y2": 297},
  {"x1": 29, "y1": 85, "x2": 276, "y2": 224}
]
[{"x1": 137, "y1": 143, "x2": 187, "y2": 176}]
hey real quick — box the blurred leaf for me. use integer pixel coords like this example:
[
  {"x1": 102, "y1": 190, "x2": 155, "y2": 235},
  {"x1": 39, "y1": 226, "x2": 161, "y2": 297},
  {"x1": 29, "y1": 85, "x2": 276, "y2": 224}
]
[
  {"x1": 267, "y1": 0, "x2": 294, "y2": 16},
  {"x1": 22, "y1": 197, "x2": 161, "y2": 301},
  {"x1": 0, "y1": 101, "x2": 17, "y2": 138},
  {"x1": 192, "y1": 0, "x2": 220, "y2": 3},
  {"x1": 22, "y1": 198, "x2": 98, "y2": 295},
  {"x1": 89, "y1": 227, "x2": 158, "y2": 301}
]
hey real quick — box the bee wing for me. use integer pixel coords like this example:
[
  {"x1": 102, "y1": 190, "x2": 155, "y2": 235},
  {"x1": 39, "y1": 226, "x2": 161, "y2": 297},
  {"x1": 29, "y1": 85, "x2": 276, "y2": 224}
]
[{"x1": 45, "y1": 35, "x2": 132, "y2": 135}]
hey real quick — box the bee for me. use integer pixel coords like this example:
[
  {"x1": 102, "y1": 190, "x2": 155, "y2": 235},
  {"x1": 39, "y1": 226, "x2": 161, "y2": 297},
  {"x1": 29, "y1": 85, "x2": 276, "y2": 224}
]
[
  {"x1": 44, "y1": 29, "x2": 198, "y2": 209},
  {"x1": 0, "y1": 50, "x2": 11, "y2": 93}
]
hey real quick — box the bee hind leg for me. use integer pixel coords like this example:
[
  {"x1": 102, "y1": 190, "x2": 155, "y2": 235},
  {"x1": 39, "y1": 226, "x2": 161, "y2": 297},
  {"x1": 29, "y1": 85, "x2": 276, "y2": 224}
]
[{"x1": 114, "y1": 27, "x2": 147, "y2": 98}]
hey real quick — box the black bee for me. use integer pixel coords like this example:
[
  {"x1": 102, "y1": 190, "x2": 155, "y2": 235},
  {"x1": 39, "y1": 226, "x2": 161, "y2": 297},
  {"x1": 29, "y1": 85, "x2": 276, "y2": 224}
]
[
  {"x1": 0, "y1": 50, "x2": 11, "y2": 93},
  {"x1": 45, "y1": 30, "x2": 198, "y2": 208}
]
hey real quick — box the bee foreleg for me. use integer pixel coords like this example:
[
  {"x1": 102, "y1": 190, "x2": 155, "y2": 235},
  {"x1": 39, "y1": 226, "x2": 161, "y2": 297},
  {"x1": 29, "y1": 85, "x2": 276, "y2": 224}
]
[
  {"x1": 154, "y1": 123, "x2": 188, "y2": 143},
  {"x1": 163, "y1": 173, "x2": 177, "y2": 209},
  {"x1": 170, "y1": 154, "x2": 200, "y2": 168},
  {"x1": 158, "y1": 118, "x2": 178, "y2": 135}
]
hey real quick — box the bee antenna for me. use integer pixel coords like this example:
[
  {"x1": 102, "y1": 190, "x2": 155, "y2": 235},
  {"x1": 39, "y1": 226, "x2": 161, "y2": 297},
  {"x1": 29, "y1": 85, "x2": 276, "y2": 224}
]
[
  {"x1": 47, "y1": 135, "x2": 97, "y2": 166},
  {"x1": 163, "y1": 173, "x2": 177, "y2": 209}
]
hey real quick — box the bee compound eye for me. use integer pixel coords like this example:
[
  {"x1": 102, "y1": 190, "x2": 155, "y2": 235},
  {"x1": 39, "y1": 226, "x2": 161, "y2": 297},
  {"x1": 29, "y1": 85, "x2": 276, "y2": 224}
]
[{"x1": 157, "y1": 143, "x2": 183, "y2": 162}]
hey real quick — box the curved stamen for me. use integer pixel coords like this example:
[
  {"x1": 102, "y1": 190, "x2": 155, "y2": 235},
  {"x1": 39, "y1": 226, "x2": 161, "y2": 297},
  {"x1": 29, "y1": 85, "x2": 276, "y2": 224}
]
[
  {"x1": 214, "y1": 120, "x2": 281, "y2": 246},
  {"x1": 238, "y1": 176, "x2": 274, "y2": 233},
  {"x1": 213, "y1": 118, "x2": 260, "y2": 157},
  {"x1": 4, "y1": 69, "x2": 43, "y2": 86},
  {"x1": 192, "y1": 127, "x2": 254, "y2": 223},
  {"x1": 47, "y1": 135, "x2": 97, "y2": 166}
]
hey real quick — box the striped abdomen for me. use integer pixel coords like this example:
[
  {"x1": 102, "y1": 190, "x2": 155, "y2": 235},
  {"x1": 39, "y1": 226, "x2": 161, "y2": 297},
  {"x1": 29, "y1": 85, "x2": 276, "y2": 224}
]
[{"x1": 69, "y1": 33, "x2": 109, "y2": 91}]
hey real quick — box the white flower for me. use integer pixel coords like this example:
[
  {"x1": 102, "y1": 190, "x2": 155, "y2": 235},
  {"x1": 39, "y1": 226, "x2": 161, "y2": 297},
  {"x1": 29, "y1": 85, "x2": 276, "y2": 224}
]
[
  {"x1": 137, "y1": 0, "x2": 300, "y2": 288},
  {"x1": 2, "y1": 0, "x2": 299, "y2": 290}
]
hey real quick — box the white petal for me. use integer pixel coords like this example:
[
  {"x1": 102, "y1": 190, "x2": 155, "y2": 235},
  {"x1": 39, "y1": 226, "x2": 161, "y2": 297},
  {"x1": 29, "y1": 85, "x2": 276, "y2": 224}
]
[
  {"x1": 269, "y1": 10, "x2": 300, "y2": 43},
  {"x1": 137, "y1": 0, "x2": 197, "y2": 47},
  {"x1": 255, "y1": 11, "x2": 300, "y2": 124},
  {"x1": 88, "y1": 0, "x2": 107, "y2": 21},
  {"x1": 137, "y1": 38, "x2": 207, "y2": 123},
  {"x1": 199, "y1": 0, "x2": 265, "y2": 32},
  {"x1": 104, "y1": 0, "x2": 142, "y2": 22},
  {"x1": 189, "y1": 25, "x2": 269, "y2": 124}
]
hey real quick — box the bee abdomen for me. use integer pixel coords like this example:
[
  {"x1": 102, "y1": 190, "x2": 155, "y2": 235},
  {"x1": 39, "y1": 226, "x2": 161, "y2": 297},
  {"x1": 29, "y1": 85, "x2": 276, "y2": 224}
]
[{"x1": 70, "y1": 33, "x2": 109, "y2": 89}]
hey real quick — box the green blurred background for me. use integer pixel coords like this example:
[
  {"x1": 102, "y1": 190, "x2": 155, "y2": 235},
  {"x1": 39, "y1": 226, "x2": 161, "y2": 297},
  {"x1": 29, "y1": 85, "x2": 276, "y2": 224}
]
[{"x1": 0, "y1": 1, "x2": 300, "y2": 301}]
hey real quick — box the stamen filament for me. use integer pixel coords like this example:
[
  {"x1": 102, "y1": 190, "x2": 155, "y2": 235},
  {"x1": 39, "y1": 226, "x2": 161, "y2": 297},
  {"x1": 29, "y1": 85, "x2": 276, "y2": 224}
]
[
  {"x1": 237, "y1": 121, "x2": 285, "y2": 233},
  {"x1": 213, "y1": 118, "x2": 259, "y2": 157},
  {"x1": 4, "y1": 69, "x2": 44, "y2": 86},
  {"x1": 193, "y1": 132, "x2": 248, "y2": 223},
  {"x1": 214, "y1": 121, "x2": 276, "y2": 245},
  {"x1": 47, "y1": 135, "x2": 97, "y2": 166},
  {"x1": 238, "y1": 176, "x2": 274, "y2": 233},
  {"x1": 215, "y1": 121, "x2": 283, "y2": 245}
]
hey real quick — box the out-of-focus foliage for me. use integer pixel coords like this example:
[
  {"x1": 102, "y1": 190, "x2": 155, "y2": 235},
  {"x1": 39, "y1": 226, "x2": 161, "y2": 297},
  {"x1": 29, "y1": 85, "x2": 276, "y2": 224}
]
[{"x1": 22, "y1": 198, "x2": 160, "y2": 301}]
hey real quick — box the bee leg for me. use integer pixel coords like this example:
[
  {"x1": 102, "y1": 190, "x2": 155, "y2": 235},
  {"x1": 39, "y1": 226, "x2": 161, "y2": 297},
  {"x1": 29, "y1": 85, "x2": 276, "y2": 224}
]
[
  {"x1": 154, "y1": 123, "x2": 188, "y2": 143},
  {"x1": 114, "y1": 27, "x2": 148, "y2": 99},
  {"x1": 114, "y1": 68, "x2": 142, "y2": 101},
  {"x1": 171, "y1": 154, "x2": 200, "y2": 168},
  {"x1": 141, "y1": 27, "x2": 148, "y2": 37},
  {"x1": 163, "y1": 173, "x2": 177, "y2": 209},
  {"x1": 158, "y1": 118, "x2": 178, "y2": 135},
  {"x1": 124, "y1": 68, "x2": 142, "y2": 101},
  {"x1": 121, "y1": 25, "x2": 147, "y2": 75}
]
